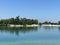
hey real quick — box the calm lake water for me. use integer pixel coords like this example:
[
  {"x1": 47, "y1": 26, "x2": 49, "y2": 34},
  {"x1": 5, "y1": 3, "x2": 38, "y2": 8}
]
[{"x1": 0, "y1": 26, "x2": 60, "y2": 45}]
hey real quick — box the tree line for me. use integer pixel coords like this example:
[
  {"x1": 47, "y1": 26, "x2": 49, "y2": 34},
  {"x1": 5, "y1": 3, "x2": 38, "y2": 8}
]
[
  {"x1": 1, "y1": 16, "x2": 60, "y2": 26},
  {"x1": 0, "y1": 16, "x2": 38, "y2": 25},
  {"x1": 39, "y1": 21, "x2": 60, "y2": 25}
]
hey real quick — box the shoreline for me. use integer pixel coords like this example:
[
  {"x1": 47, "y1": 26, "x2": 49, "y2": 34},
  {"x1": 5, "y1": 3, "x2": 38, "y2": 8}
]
[
  {"x1": 41, "y1": 24, "x2": 60, "y2": 27},
  {"x1": 1, "y1": 24, "x2": 60, "y2": 27},
  {"x1": 8, "y1": 24, "x2": 39, "y2": 27}
]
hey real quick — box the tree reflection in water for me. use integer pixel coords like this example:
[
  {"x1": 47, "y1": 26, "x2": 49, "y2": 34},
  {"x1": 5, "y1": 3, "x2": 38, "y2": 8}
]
[
  {"x1": 0, "y1": 26, "x2": 38, "y2": 36},
  {"x1": 42, "y1": 26, "x2": 60, "y2": 31},
  {"x1": 42, "y1": 26, "x2": 54, "y2": 30},
  {"x1": 58, "y1": 27, "x2": 60, "y2": 31}
]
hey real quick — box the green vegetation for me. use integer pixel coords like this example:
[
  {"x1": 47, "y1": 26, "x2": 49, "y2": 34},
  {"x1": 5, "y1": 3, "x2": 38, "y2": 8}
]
[
  {"x1": 1, "y1": 16, "x2": 60, "y2": 26},
  {"x1": 0, "y1": 16, "x2": 38, "y2": 26},
  {"x1": 39, "y1": 21, "x2": 60, "y2": 25}
]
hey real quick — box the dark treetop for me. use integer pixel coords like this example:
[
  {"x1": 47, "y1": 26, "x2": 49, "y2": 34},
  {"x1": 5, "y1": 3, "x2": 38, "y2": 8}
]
[{"x1": 0, "y1": 16, "x2": 38, "y2": 25}]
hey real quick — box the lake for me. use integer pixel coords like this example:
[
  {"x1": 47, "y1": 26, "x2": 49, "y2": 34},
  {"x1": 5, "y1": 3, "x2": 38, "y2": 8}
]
[{"x1": 0, "y1": 26, "x2": 60, "y2": 45}]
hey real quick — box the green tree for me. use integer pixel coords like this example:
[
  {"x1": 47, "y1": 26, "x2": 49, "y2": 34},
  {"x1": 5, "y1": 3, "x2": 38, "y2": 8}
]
[
  {"x1": 58, "y1": 21, "x2": 60, "y2": 24},
  {"x1": 8, "y1": 18, "x2": 15, "y2": 24},
  {"x1": 15, "y1": 16, "x2": 20, "y2": 24}
]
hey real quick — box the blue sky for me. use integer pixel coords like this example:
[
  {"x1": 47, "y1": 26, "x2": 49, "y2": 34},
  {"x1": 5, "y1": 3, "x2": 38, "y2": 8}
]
[{"x1": 0, "y1": 0, "x2": 60, "y2": 22}]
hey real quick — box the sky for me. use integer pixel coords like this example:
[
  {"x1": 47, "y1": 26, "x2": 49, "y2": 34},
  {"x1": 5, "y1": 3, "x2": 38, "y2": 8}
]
[{"x1": 0, "y1": 0, "x2": 60, "y2": 22}]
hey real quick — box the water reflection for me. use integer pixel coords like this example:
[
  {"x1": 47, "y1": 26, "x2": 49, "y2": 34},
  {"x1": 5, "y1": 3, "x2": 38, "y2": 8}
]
[
  {"x1": 58, "y1": 27, "x2": 60, "y2": 31},
  {"x1": 1, "y1": 26, "x2": 60, "y2": 36},
  {"x1": 42, "y1": 26, "x2": 54, "y2": 30},
  {"x1": 0, "y1": 26, "x2": 38, "y2": 36},
  {"x1": 42, "y1": 26, "x2": 60, "y2": 31}
]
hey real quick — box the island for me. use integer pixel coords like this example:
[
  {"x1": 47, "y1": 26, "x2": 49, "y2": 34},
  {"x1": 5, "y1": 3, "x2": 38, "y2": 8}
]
[
  {"x1": 39, "y1": 21, "x2": 60, "y2": 27},
  {"x1": 0, "y1": 16, "x2": 39, "y2": 27},
  {"x1": 0, "y1": 16, "x2": 60, "y2": 27}
]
